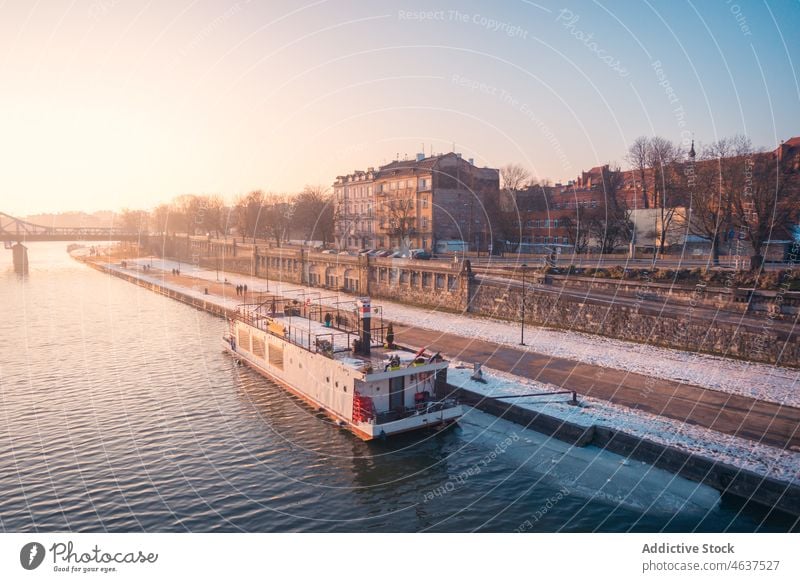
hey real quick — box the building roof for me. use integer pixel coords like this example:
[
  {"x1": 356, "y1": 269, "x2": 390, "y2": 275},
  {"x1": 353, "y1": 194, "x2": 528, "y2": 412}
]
[{"x1": 377, "y1": 152, "x2": 464, "y2": 176}]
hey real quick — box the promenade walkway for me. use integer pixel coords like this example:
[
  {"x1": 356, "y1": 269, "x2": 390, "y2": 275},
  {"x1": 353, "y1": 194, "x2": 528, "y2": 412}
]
[{"x1": 117, "y1": 259, "x2": 800, "y2": 452}]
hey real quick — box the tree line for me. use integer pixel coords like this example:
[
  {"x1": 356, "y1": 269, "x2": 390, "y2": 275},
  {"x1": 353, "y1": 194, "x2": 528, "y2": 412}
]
[
  {"x1": 494, "y1": 134, "x2": 799, "y2": 269},
  {"x1": 119, "y1": 186, "x2": 334, "y2": 247}
]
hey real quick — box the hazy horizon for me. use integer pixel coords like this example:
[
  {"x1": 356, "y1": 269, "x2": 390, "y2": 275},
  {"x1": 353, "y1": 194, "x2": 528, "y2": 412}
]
[{"x1": 2, "y1": 0, "x2": 798, "y2": 215}]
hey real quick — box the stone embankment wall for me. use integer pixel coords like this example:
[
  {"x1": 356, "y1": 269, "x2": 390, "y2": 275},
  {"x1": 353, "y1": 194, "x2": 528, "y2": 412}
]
[
  {"x1": 468, "y1": 278, "x2": 800, "y2": 367},
  {"x1": 157, "y1": 235, "x2": 471, "y2": 311},
  {"x1": 474, "y1": 268, "x2": 800, "y2": 317},
  {"x1": 447, "y1": 384, "x2": 800, "y2": 518},
  {"x1": 154, "y1": 235, "x2": 799, "y2": 367}
]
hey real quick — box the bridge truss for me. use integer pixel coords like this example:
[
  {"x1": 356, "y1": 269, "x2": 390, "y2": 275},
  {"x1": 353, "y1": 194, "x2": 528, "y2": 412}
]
[{"x1": 0, "y1": 212, "x2": 138, "y2": 242}]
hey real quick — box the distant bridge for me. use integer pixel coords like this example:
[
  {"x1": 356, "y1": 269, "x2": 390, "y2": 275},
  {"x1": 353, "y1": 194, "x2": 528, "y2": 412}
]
[{"x1": 0, "y1": 212, "x2": 139, "y2": 242}]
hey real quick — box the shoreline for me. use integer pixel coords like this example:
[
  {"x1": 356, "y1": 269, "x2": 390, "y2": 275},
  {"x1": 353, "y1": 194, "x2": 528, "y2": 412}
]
[{"x1": 73, "y1": 252, "x2": 800, "y2": 518}]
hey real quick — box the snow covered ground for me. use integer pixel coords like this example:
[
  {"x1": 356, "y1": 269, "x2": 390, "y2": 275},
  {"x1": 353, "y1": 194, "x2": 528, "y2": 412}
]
[
  {"x1": 448, "y1": 365, "x2": 800, "y2": 484},
  {"x1": 98, "y1": 257, "x2": 800, "y2": 483},
  {"x1": 122, "y1": 256, "x2": 800, "y2": 409}
]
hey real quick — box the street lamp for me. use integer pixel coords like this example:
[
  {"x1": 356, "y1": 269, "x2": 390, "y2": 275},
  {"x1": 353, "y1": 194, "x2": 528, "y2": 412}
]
[{"x1": 520, "y1": 263, "x2": 527, "y2": 346}]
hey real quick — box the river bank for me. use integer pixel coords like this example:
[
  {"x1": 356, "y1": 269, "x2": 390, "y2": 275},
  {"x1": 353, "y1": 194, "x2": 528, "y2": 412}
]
[{"x1": 73, "y1": 251, "x2": 800, "y2": 518}]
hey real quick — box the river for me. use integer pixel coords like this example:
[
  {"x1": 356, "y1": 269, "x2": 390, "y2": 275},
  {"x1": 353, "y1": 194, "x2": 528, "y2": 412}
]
[{"x1": 0, "y1": 242, "x2": 795, "y2": 532}]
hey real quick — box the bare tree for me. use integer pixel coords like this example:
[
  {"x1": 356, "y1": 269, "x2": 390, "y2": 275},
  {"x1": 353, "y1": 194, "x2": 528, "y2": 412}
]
[
  {"x1": 293, "y1": 185, "x2": 334, "y2": 245},
  {"x1": 687, "y1": 137, "x2": 752, "y2": 265},
  {"x1": 587, "y1": 167, "x2": 632, "y2": 253},
  {"x1": 731, "y1": 149, "x2": 800, "y2": 270},
  {"x1": 150, "y1": 204, "x2": 173, "y2": 235},
  {"x1": 380, "y1": 191, "x2": 417, "y2": 250},
  {"x1": 626, "y1": 136, "x2": 651, "y2": 209},
  {"x1": 119, "y1": 208, "x2": 149, "y2": 235},
  {"x1": 172, "y1": 194, "x2": 203, "y2": 236},
  {"x1": 499, "y1": 163, "x2": 531, "y2": 210},
  {"x1": 686, "y1": 148, "x2": 726, "y2": 265},
  {"x1": 647, "y1": 137, "x2": 685, "y2": 254},
  {"x1": 200, "y1": 194, "x2": 226, "y2": 238},
  {"x1": 261, "y1": 194, "x2": 293, "y2": 247},
  {"x1": 235, "y1": 190, "x2": 265, "y2": 242},
  {"x1": 560, "y1": 207, "x2": 590, "y2": 253}
]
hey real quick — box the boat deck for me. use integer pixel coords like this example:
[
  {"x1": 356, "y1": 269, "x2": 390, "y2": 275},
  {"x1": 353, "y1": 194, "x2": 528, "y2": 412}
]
[{"x1": 234, "y1": 308, "x2": 437, "y2": 375}]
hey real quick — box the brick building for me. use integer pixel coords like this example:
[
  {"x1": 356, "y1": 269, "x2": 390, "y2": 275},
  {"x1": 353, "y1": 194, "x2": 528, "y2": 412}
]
[{"x1": 514, "y1": 136, "x2": 800, "y2": 253}]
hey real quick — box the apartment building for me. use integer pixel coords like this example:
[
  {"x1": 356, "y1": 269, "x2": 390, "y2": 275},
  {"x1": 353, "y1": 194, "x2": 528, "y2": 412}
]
[
  {"x1": 333, "y1": 169, "x2": 377, "y2": 250},
  {"x1": 334, "y1": 153, "x2": 500, "y2": 251}
]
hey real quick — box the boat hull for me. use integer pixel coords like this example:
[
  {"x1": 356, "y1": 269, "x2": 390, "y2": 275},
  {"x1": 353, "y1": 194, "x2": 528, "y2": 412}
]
[{"x1": 223, "y1": 339, "x2": 462, "y2": 440}]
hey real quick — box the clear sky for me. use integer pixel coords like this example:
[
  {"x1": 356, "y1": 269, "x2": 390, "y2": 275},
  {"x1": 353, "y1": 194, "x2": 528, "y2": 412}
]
[{"x1": 1, "y1": 0, "x2": 798, "y2": 214}]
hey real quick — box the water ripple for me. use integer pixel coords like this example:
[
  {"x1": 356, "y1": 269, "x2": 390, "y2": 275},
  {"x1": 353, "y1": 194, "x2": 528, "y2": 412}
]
[{"x1": 0, "y1": 243, "x2": 794, "y2": 533}]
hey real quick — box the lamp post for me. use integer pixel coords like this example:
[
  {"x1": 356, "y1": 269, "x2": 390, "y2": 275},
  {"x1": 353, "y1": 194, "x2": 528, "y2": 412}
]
[{"x1": 520, "y1": 263, "x2": 527, "y2": 346}]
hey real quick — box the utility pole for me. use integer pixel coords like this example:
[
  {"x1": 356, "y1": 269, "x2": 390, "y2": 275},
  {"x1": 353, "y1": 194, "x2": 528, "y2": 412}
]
[{"x1": 520, "y1": 263, "x2": 527, "y2": 346}]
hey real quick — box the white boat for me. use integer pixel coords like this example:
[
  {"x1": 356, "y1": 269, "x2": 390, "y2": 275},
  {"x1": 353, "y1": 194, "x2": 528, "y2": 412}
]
[{"x1": 222, "y1": 295, "x2": 462, "y2": 440}]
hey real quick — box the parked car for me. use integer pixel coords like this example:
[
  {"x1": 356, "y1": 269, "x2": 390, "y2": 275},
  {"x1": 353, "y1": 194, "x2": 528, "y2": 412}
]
[{"x1": 410, "y1": 249, "x2": 431, "y2": 260}]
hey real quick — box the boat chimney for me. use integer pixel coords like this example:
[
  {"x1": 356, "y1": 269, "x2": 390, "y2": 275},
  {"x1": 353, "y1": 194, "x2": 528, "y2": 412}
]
[{"x1": 356, "y1": 297, "x2": 371, "y2": 356}]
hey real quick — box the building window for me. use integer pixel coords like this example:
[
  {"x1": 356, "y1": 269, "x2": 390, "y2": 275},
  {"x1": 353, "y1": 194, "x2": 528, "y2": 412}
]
[{"x1": 418, "y1": 177, "x2": 429, "y2": 190}]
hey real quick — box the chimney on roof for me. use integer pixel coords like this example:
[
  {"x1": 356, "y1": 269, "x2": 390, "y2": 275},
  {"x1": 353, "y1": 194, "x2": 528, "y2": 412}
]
[
  {"x1": 468, "y1": 158, "x2": 474, "y2": 165},
  {"x1": 416, "y1": 153, "x2": 424, "y2": 162},
  {"x1": 356, "y1": 298, "x2": 371, "y2": 356}
]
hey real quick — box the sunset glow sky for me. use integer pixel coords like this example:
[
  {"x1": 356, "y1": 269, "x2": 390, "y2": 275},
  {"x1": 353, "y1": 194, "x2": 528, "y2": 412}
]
[{"x1": 1, "y1": 0, "x2": 798, "y2": 214}]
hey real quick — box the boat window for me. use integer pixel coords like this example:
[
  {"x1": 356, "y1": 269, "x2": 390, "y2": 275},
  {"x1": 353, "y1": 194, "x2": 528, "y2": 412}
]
[
  {"x1": 269, "y1": 343, "x2": 284, "y2": 370},
  {"x1": 238, "y1": 329, "x2": 251, "y2": 352},
  {"x1": 251, "y1": 336, "x2": 265, "y2": 358}
]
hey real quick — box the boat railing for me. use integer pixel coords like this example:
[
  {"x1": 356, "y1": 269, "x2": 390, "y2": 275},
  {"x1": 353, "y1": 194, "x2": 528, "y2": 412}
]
[
  {"x1": 373, "y1": 398, "x2": 459, "y2": 425},
  {"x1": 233, "y1": 300, "x2": 393, "y2": 360},
  {"x1": 233, "y1": 308, "x2": 387, "y2": 360}
]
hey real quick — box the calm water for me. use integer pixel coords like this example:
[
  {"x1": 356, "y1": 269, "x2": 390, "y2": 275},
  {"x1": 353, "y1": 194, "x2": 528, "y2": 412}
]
[{"x1": 0, "y1": 242, "x2": 796, "y2": 532}]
